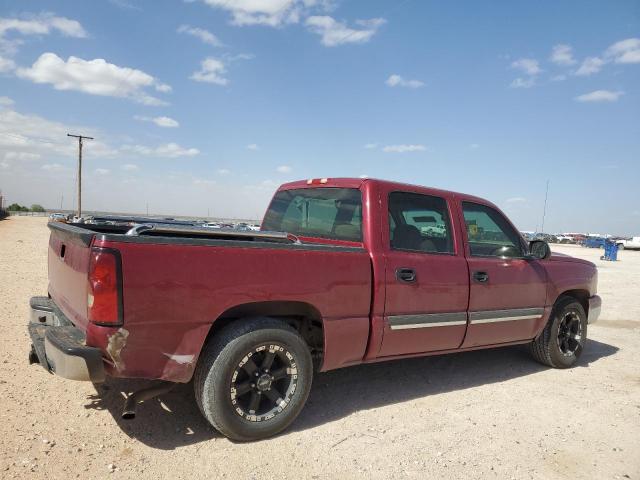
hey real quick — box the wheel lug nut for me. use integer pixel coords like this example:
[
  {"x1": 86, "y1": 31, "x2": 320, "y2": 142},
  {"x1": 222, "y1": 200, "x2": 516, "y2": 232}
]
[{"x1": 251, "y1": 383, "x2": 255, "y2": 388}]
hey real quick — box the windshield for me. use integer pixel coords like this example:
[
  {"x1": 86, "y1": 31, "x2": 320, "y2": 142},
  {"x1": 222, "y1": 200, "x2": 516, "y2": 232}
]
[{"x1": 261, "y1": 188, "x2": 363, "y2": 242}]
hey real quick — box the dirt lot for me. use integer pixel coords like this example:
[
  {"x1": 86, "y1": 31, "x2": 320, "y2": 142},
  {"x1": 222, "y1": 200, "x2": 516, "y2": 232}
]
[{"x1": 1, "y1": 216, "x2": 639, "y2": 479}]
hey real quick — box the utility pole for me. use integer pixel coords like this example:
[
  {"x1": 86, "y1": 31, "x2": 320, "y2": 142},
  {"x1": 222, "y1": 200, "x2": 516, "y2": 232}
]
[
  {"x1": 67, "y1": 133, "x2": 94, "y2": 218},
  {"x1": 541, "y1": 179, "x2": 550, "y2": 234},
  {"x1": 60, "y1": 193, "x2": 63, "y2": 210}
]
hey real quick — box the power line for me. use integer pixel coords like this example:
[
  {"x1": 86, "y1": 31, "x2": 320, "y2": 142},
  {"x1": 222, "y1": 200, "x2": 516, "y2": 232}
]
[{"x1": 67, "y1": 133, "x2": 94, "y2": 218}]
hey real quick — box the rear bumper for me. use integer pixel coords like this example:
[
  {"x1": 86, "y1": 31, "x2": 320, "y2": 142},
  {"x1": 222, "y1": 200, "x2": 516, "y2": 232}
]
[
  {"x1": 28, "y1": 296, "x2": 105, "y2": 383},
  {"x1": 588, "y1": 295, "x2": 602, "y2": 324}
]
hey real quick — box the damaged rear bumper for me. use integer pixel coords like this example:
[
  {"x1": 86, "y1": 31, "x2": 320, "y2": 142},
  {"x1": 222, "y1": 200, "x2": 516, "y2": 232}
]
[{"x1": 28, "y1": 296, "x2": 105, "y2": 383}]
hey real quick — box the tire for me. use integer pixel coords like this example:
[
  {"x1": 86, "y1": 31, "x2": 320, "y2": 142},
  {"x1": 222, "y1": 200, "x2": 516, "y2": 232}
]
[
  {"x1": 617, "y1": 243, "x2": 624, "y2": 251},
  {"x1": 529, "y1": 296, "x2": 587, "y2": 368},
  {"x1": 194, "y1": 317, "x2": 313, "y2": 441}
]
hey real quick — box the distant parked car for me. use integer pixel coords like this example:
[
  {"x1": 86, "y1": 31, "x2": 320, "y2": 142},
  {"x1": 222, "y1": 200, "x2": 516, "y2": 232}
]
[
  {"x1": 583, "y1": 237, "x2": 606, "y2": 248},
  {"x1": 555, "y1": 235, "x2": 575, "y2": 244},
  {"x1": 617, "y1": 237, "x2": 640, "y2": 250},
  {"x1": 48, "y1": 213, "x2": 67, "y2": 223}
]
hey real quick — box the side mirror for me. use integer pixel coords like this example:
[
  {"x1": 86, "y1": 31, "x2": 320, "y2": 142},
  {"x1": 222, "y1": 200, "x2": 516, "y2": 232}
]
[{"x1": 528, "y1": 240, "x2": 551, "y2": 260}]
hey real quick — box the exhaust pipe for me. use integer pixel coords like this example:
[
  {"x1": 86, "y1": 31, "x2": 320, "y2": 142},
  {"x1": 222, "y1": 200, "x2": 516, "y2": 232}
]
[{"x1": 122, "y1": 382, "x2": 175, "y2": 420}]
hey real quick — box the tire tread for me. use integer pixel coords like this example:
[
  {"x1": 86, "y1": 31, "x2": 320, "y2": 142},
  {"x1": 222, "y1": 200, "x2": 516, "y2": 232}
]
[{"x1": 194, "y1": 317, "x2": 310, "y2": 441}]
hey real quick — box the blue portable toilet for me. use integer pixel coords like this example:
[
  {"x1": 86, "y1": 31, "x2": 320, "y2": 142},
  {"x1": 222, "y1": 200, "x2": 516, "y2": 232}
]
[{"x1": 602, "y1": 240, "x2": 619, "y2": 261}]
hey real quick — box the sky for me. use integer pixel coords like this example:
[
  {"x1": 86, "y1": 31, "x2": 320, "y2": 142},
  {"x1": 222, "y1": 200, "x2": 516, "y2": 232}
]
[{"x1": 0, "y1": 0, "x2": 639, "y2": 234}]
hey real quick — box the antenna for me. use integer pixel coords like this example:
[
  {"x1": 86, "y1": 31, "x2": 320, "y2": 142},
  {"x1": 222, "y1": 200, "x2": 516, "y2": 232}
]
[{"x1": 541, "y1": 179, "x2": 549, "y2": 233}]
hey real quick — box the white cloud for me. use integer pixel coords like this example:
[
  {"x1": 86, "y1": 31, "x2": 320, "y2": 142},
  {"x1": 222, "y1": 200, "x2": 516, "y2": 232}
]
[
  {"x1": 95, "y1": 168, "x2": 110, "y2": 175},
  {"x1": 217, "y1": 168, "x2": 231, "y2": 175},
  {"x1": 550, "y1": 44, "x2": 576, "y2": 66},
  {"x1": 246, "y1": 143, "x2": 259, "y2": 150},
  {"x1": 511, "y1": 58, "x2": 541, "y2": 75},
  {"x1": 177, "y1": 24, "x2": 223, "y2": 47},
  {"x1": 121, "y1": 142, "x2": 200, "y2": 158},
  {"x1": 0, "y1": 55, "x2": 15, "y2": 72},
  {"x1": 196, "y1": 0, "x2": 319, "y2": 27},
  {"x1": 0, "y1": 96, "x2": 13, "y2": 106},
  {"x1": 41, "y1": 163, "x2": 65, "y2": 172},
  {"x1": 509, "y1": 58, "x2": 541, "y2": 88},
  {"x1": 385, "y1": 74, "x2": 424, "y2": 88},
  {"x1": 0, "y1": 105, "x2": 115, "y2": 159},
  {"x1": 510, "y1": 77, "x2": 536, "y2": 89},
  {"x1": 276, "y1": 165, "x2": 292, "y2": 173},
  {"x1": 0, "y1": 14, "x2": 87, "y2": 38},
  {"x1": 575, "y1": 56, "x2": 605, "y2": 76},
  {"x1": 4, "y1": 151, "x2": 41, "y2": 161},
  {"x1": 193, "y1": 178, "x2": 216, "y2": 186},
  {"x1": 363, "y1": 143, "x2": 378, "y2": 149},
  {"x1": 109, "y1": 0, "x2": 142, "y2": 11},
  {"x1": 121, "y1": 163, "x2": 139, "y2": 171},
  {"x1": 190, "y1": 57, "x2": 228, "y2": 85},
  {"x1": 305, "y1": 16, "x2": 385, "y2": 47},
  {"x1": 382, "y1": 144, "x2": 426, "y2": 153},
  {"x1": 134, "y1": 115, "x2": 179, "y2": 128},
  {"x1": 16, "y1": 53, "x2": 171, "y2": 105},
  {"x1": 605, "y1": 38, "x2": 640, "y2": 64},
  {"x1": 575, "y1": 90, "x2": 623, "y2": 103},
  {"x1": 0, "y1": 13, "x2": 87, "y2": 55}
]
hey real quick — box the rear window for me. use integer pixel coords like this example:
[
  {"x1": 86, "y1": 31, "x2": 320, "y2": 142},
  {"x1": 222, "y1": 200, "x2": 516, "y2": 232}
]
[{"x1": 261, "y1": 188, "x2": 363, "y2": 242}]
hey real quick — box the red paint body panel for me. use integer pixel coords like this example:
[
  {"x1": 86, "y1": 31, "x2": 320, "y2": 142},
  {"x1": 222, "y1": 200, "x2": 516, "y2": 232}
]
[
  {"x1": 90, "y1": 239, "x2": 372, "y2": 381},
  {"x1": 45, "y1": 178, "x2": 599, "y2": 383}
]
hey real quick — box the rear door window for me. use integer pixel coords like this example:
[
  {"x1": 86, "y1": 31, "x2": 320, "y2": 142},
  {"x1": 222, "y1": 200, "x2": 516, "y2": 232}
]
[{"x1": 388, "y1": 192, "x2": 454, "y2": 254}]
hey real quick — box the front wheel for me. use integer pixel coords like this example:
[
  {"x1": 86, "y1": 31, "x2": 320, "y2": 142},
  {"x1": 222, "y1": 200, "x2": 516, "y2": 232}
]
[
  {"x1": 529, "y1": 296, "x2": 587, "y2": 368},
  {"x1": 194, "y1": 317, "x2": 313, "y2": 441}
]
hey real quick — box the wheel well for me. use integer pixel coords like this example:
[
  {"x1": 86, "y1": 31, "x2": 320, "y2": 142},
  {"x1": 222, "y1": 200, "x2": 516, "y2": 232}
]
[
  {"x1": 558, "y1": 289, "x2": 589, "y2": 315},
  {"x1": 204, "y1": 301, "x2": 324, "y2": 367}
]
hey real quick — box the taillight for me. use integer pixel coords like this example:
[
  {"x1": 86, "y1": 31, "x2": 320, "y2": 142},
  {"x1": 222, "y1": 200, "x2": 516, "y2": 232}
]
[{"x1": 88, "y1": 247, "x2": 123, "y2": 325}]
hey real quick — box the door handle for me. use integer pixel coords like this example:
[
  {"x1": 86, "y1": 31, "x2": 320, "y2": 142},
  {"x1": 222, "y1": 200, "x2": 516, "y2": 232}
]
[
  {"x1": 396, "y1": 268, "x2": 417, "y2": 283},
  {"x1": 473, "y1": 271, "x2": 489, "y2": 283}
]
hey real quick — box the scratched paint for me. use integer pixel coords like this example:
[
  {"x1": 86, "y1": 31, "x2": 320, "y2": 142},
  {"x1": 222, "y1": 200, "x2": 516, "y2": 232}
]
[
  {"x1": 162, "y1": 353, "x2": 195, "y2": 365},
  {"x1": 105, "y1": 328, "x2": 129, "y2": 372}
]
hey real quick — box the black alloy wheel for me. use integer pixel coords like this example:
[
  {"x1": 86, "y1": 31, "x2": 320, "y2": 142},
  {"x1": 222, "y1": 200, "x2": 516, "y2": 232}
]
[{"x1": 230, "y1": 344, "x2": 298, "y2": 422}]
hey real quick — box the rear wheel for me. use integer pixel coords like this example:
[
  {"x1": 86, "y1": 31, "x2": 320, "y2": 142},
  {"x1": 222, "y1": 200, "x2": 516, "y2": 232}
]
[
  {"x1": 530, "y1": 296, "x2": 587, "y2": 368},
  {"x1": 194, "y1": 317, "x2": 313, "y2": 441}
]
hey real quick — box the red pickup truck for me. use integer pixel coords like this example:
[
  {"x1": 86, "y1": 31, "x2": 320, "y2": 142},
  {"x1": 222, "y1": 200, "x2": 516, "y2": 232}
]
[{"x1": 28, "y1": 178, "x2": 601, "y2": 441}]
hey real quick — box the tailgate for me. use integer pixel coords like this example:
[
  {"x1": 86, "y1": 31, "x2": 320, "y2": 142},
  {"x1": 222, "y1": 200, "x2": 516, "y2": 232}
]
[{"x1": 47, "y1": 223, "x2": 95, "y2": 331}]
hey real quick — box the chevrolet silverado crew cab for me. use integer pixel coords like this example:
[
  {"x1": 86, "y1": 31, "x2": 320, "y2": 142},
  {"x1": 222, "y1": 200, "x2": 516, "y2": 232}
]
[{"x1": 28, "y1": 178, "x2": 601, "y2": 441}]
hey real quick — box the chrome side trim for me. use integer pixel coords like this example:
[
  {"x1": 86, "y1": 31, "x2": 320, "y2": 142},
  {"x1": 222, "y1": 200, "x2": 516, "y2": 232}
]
[
  {"x1": 389, "y1": 312, "x2": 467, "y2": 330},
  {"x1": 469, "y1": 308, "x2": 544, "y2": 325}
]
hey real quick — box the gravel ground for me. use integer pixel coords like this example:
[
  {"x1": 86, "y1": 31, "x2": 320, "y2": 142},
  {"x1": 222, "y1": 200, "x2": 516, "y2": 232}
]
[{"x1": 1, "y1": 216, "x2": 639, "y2": 479}]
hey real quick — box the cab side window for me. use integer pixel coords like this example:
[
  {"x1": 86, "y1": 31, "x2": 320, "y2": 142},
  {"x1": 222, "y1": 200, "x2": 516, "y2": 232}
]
[
  {"x1": 389, "y1": 192, "x2": 453, "y2": 254},
  {"x1": 462, "y1": 202, "x2": 524, "y2": 258}
]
